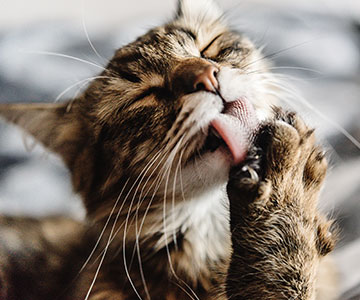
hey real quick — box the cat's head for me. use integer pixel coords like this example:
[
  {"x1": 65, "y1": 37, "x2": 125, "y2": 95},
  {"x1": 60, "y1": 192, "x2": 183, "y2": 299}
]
[{"x1": 0, "y1": 0, "x2": 276, "y2": 216}]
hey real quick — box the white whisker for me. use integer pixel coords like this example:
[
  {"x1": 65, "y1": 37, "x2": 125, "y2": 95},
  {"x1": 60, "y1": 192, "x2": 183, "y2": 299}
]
[
  {"x1": 81, "y1": 0, "x2": 106, "y2": 63},
  {"x1": 123, "y1": 201, "x2": 143, "y2": 300},
  {"x1": 131, "y1": 150, "x2": 169, "y2": 300},
  {"x1": 79, "y1": 178, "x2": 130, "y2": 276},
  {"x1": 263, "y1": 78, "x2": 360, "y2": 150},
  {"x1": 100, "y1": 148, "x2": 167, "y2": 250},
  {"x1": 119, "y1": 148, "x2": 169, "y2": 300},
  {"x1": 84, "y1": 241, "x2": 108, "y2": 300},
  {"x1": 171, "y1": 147, "x2": 185, "y2": 249},
  {"x1": 267, "y1": 66, "x2": 323, "y2": 75},
  {"x1": 134, "y1": 148, "x2": 176, "y2": 245},
  {"x1": 243, "y1": 38, "x2": 319, "y2": 70},
  {"x1": 55, "y1": 76, "x2": 111, "y2": 102},
  {"x1": 83, "y1": 178, "x2": 132, "y2": 300},
  {"x1": 22, "y1": 50, "x2": 106, "y2": 71},
  {"x1": 85, "y1": 149, "x2": 165, "y2": 300},
  {"x1": 161, "y1": 137, "x2": 199, "y2": 300}
]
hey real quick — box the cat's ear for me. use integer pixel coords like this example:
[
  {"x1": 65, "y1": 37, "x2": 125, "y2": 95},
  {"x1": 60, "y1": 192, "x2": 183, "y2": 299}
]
[
  {"x1": 176, "y1": 0, "x2": 223, "y2": 23},
  {"x1": 0, "y1": 102, "x2": 89, "y2": 167}
]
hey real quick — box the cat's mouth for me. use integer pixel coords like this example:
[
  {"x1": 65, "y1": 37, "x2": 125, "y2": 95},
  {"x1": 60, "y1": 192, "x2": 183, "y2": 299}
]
[{"x1": 202, "y1": 97, "x2": 259, "y2": 164}]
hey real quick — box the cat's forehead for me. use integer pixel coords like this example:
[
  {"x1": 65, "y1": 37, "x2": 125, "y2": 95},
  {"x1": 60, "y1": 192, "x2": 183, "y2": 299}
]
[
  {"x1": 170, "y1": 16, "x2": 228, "y2": 50},
  {"x1": 111, "y1": 22, "x2": 253, "y2": 71}
]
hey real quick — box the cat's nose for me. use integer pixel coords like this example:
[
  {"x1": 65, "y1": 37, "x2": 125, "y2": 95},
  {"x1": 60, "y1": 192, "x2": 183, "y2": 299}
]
[
  {"x1": 193, "y1": 65, "x2": 219, "y2": 93},
  {"x1": 171, "y1": 60, "x2": 219, "y2": 95}
]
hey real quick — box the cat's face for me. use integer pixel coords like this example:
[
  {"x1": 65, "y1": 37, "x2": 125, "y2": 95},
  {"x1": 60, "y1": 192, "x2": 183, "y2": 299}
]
[
  {"x1": 0, "y1": 0, "x2": 276, "y2": 215},
  {"x1": 86, "y1": 0, "x2": 276, "y2": 203}
]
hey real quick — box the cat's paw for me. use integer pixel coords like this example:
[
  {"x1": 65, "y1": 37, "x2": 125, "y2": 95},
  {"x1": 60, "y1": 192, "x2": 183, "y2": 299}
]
[
  {"x1": 226, "y1": 109, "x2": 335, "y2": 299},
  {"x1": 262, "y1": 109, "x2": 327, "y2": 191},
  {"x1": 227, "y1": 109, "x2": 327, "y2": 215}
]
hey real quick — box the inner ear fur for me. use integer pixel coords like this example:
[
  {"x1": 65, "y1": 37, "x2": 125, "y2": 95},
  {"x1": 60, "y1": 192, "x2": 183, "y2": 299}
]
[{"x1": 0, "y1": 102, "x2": 90, "y2": 169}]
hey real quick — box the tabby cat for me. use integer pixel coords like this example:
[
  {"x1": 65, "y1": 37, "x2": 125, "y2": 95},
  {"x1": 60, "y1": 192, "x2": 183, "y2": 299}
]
[{"x1": 0, "y1": 0, "x2": 336, "y2": 299}]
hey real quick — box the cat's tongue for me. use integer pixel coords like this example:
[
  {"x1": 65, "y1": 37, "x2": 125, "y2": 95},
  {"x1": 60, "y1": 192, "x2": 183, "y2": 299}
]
[{"x1": 211, "y1": 98, "x2": 258, "y2": 164}]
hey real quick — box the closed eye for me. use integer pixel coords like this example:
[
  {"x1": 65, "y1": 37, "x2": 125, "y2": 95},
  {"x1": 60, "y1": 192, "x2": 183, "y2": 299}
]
[
  {"x1": 117, "y1": 69, "x2": 141, "y2": 83},
  {"x1": 128, "y1": 86, "x2": 170, "y2": 107},
  {"x1": 200, "y1": 34, "x2": 222, "y2": 57}
]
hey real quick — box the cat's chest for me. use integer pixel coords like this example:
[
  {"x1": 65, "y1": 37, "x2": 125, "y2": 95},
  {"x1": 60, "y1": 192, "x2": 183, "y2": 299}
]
[
  {"x1": 185, "y1": 186, "x2": 230, "y2": 255},
  {"x1": 154, "y1": 184, "x2": 231, "y2": 271}
]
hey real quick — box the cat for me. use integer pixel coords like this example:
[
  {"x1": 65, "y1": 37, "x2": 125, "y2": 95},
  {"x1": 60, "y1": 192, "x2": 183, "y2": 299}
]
[{"x1": 0, "y1": 0, "x2": 336, "y2": 299}]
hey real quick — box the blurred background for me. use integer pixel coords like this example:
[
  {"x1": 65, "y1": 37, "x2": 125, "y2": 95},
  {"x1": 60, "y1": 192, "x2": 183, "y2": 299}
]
[{"x1": 0, "y1": 0, "x2": 359, "y2": 299}]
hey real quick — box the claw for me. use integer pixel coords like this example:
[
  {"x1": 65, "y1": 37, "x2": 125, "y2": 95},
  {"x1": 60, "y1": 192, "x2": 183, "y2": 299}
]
[{"x1": 241, "y1": 166, "x2": 259, "y2": 184}]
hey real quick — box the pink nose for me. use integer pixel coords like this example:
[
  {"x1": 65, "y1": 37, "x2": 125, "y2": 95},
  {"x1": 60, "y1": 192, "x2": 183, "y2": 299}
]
[{"x1": 193, "y1": 65, "x2": 219, "y2": 93}]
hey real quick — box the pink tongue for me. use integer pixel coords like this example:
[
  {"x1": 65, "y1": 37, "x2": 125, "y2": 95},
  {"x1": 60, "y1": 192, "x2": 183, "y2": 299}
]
[{"x1": 211, "y1": 98, "x2": 258, "y2": 164}]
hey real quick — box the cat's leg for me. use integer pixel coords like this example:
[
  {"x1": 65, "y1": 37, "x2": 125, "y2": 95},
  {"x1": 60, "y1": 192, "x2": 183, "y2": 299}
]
[{"x1": 226, "y1": 110, "x2": 336, "y2": 300}]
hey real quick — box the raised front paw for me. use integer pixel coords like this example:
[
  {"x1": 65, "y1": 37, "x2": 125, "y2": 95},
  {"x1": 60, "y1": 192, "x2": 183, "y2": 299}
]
[
  {"x1": 226, "y1": 109, "x2": 335, "y2": 300},
  {"x1": 228, "y1": 109, "x2": 328, "y2": 218}
]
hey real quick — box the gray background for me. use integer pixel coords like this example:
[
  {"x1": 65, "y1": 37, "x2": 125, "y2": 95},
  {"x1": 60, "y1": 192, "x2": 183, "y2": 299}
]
[{"x1": 0, "y1": 1, "x2": 359, "y2": 299}]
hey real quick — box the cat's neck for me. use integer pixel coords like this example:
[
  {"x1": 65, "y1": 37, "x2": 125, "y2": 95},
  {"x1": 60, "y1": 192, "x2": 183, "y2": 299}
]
[
  {"x1": 139, "y1": 184, "x2": 231, "y2": 284},
  {"x1": 9, "y1": 189, "x2": 230, "y2": 300},
  {"x1": 156, "y1": 185, "x2": 230, "y2": 259},
  {"x1": 91, "y1": 184, "x2": 231, "y2": 291}
]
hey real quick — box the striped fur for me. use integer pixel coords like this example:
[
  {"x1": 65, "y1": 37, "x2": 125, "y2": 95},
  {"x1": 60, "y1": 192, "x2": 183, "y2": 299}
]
[{"x1": 0, "y1": 0, "x2": 336, "y2": 299}]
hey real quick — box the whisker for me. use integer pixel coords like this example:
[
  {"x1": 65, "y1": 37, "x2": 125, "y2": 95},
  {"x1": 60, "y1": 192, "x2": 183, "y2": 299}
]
[
  {"x1": 171, "y1": 280, "x2": 200, "y2": 300},
  {"x1": 55, "y1": 76, "x2": 111, "y2": 102},
  {"x1": 22, "y1": 50, "x2": 107, "y2": 71},
  {"x1": 135, "y1": 147, "x2": 176, "y2": 242},
  {"x1": 242, "y1": 39, "x2": 320, "y2": 70},
  {"x1": 86, "y1": 149, "x2": 165, "y2": 300},
  {"x1": 83, "y1": 178, "x2": 133, "y2": 300},
  {"x1": 123, "y1": 201, "x2": 144, "y2": 299},
  {"x1": 245, "y1": 67, "x2": 323, "y2": 78},
  {"x1": 161, "y1": 138, "x2": 199, "y2": 300},
  {"x1": 135, "y1": 137, "x2": 184, "y2": 244},
  {"x1": 84, "y1": 244, "x2": 108, "y2": 300},
  {"x1": 267, "y1": 66, "x2": 323, "y2": 75},
  {"x1": 171, "y1": 147, "x2": 186, "y2": 249},
  {"x1": 120, "y1": 148, "x2": 169, "y2": 300},
  {"x1": 131, "y1": 151, "x2": 170, "y2": 300},
  {"x1": 101, "y1": 148, "x2": 167, "y2": 252},
  {"x1": 262, "y1": 78, "x2": 360, "y2": 150},
  {"x1": 79, "y1": 178, "x2": 130, "y2": 276},
  {"x1": 81, "y1": 0, "x2": 107, "y2": 63}
]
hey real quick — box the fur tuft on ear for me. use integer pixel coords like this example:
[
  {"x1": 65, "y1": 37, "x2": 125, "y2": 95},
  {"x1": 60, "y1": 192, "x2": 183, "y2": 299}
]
[
  {"x1": 0, "y1": 102, "x2": 89, "y2": 167},
  {"x1": 176, "y1": 0, "x2": 223, "y2": 23}
]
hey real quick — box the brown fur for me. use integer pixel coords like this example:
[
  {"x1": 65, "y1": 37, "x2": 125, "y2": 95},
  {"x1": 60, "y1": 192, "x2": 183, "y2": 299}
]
[
  {"x1": 0, "y1": 1, "x2": 336, "y2": 299},
  {"x1": 227, "y1": 110, "x2": 335, "y2": 299}
]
